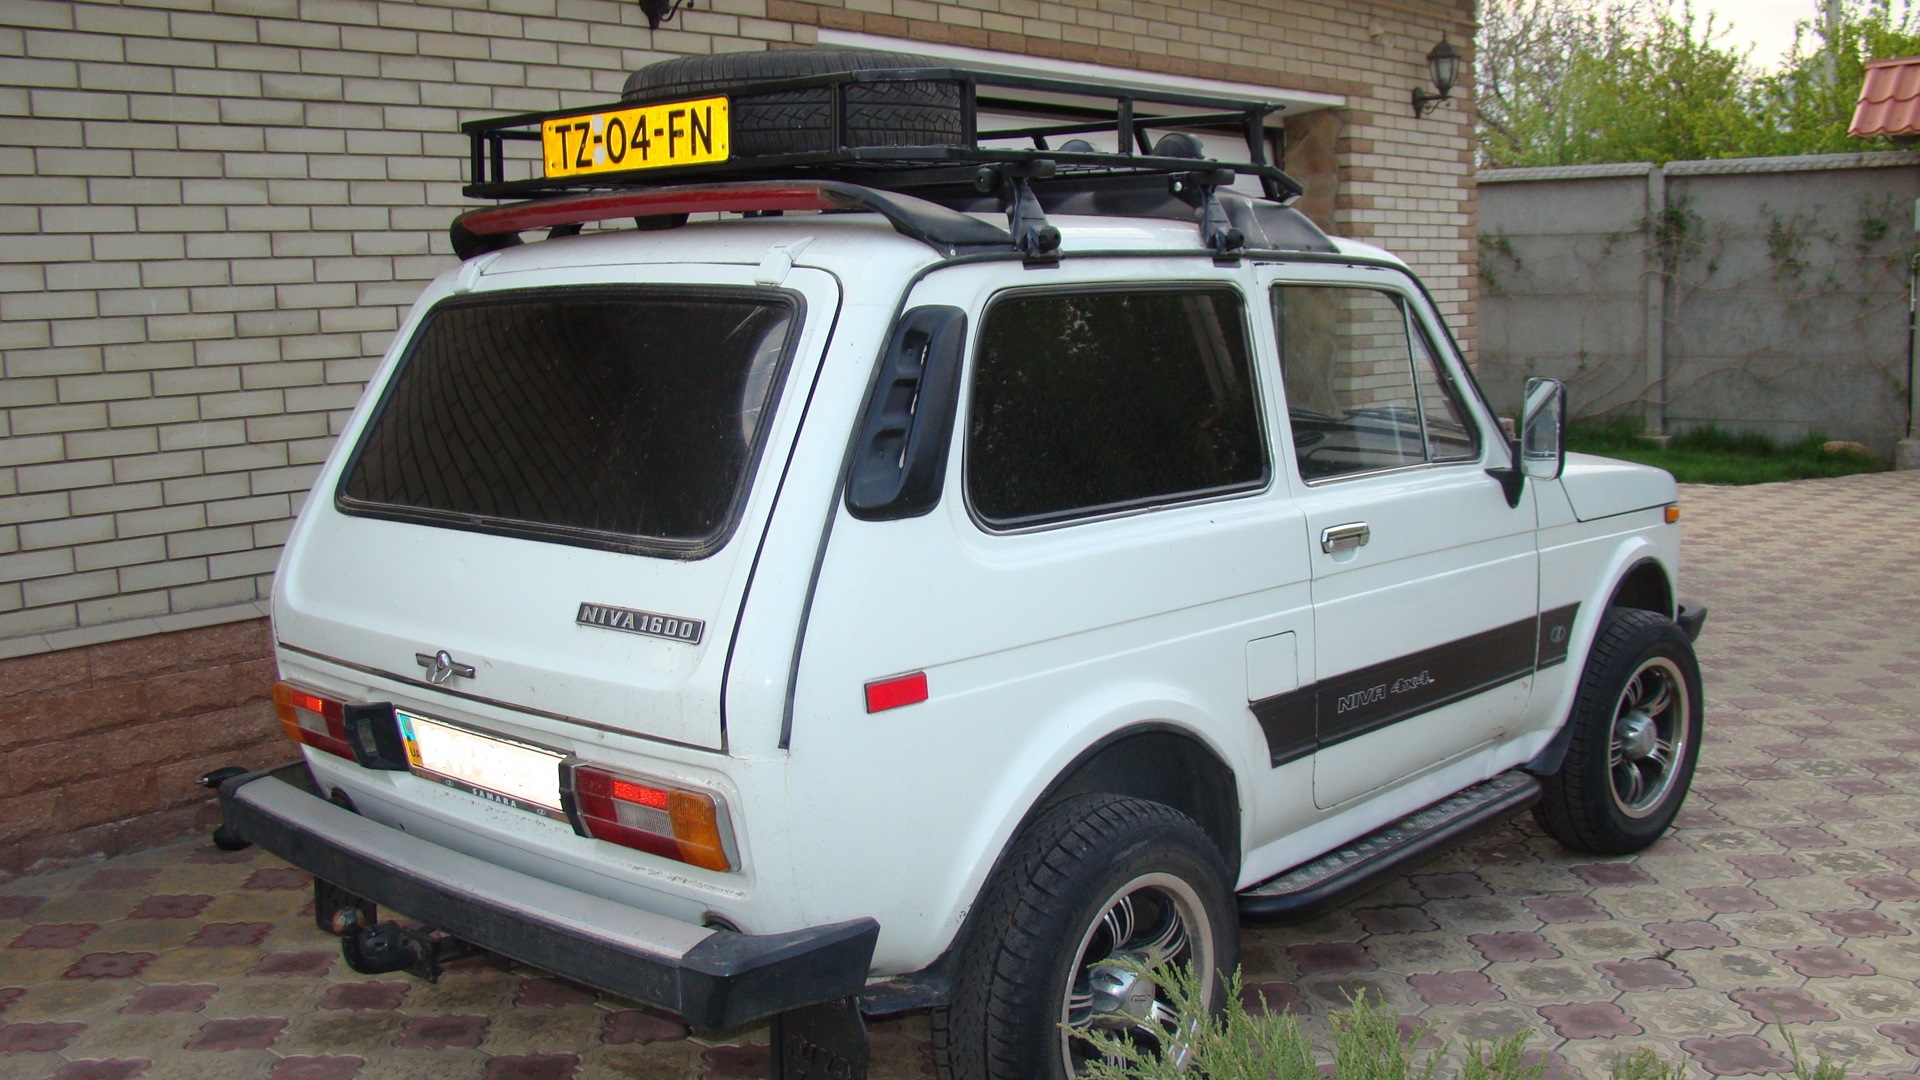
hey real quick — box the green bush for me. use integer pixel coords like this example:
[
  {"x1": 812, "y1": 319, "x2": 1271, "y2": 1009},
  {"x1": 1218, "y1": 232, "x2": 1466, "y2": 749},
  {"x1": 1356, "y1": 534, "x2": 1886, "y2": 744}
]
[
  {"x1": 1564, "y1": 418, "x2": 1885, "y2": 485},
  {"x1": 1073, "y1": 960, "x2": 1847, "y2": 1080}
]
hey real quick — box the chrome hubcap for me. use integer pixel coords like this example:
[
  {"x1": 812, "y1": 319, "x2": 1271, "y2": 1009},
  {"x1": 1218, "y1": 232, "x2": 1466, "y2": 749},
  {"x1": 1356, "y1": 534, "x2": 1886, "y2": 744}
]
[
  {"x1": 1608, "y1": 657, "x2": 1689, "y2": 819},
  {"x1": 1061, "y1": 873, "x2": 1212, "y2": 1074}
]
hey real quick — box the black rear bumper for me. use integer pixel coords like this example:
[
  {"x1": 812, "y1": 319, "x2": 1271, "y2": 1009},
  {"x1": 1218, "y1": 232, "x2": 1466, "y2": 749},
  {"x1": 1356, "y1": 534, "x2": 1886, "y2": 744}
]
[{"x1": 219, "y1": 762, "x2": 878, "y2": 1031}]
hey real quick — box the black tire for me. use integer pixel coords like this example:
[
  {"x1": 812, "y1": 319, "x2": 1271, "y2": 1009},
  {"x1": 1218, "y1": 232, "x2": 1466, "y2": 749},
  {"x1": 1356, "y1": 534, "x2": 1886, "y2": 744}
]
[
  {"x1": 1534, "y1": 607, "x2": 1703, "y2": 855},
  {"x1": 622, "y1": 49, "x2": 963, "y2": 157},
  {"x1": 931, "y1": 795, "x2": 1238, "y2": 1080}
]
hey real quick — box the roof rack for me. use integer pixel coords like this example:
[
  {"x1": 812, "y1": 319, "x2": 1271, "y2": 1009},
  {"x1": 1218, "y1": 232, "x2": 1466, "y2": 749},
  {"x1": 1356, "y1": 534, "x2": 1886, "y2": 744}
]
[{"x1": 455, "y1": 65, "x2": 1318, "y2": 260}]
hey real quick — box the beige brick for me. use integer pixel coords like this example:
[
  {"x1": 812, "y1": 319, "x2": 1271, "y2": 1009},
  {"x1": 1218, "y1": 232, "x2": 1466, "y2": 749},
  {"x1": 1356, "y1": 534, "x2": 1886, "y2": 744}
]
[
  {"x1": 93, "y1": 232, "x2": 187, "y2": 261},
  {"x1": 23, "y1": 568, "x2": 120, "y2": 606},
  {"x1": 177, "y1": 124, "x2": 264, "y2": 153},
  {"x1": 167, "y1": 524, "x2": 253, "y2": 558},
  {"x1": 196, "y1": 337, "x2": 282, "y2": 365},
  {"x1": 0, "y1": 378, "x2": 57, "y2": 409},
  {"x1": 10, "y1": 402, "x2": 108, "y2": 435},
  {"x1": 76, "y1": 589, "x2": 168, "y2": 625},
  {"x1": 147, "y1": 313, "x2": 237, "y2": 342},
  {"x1": 0, "y1": 605, "x2": 78, "y2": 637},
  {"x1": 128, "y1": 93, "x2": 220, "y2": 124},
  {"x1": 106, "y1": 396, "x2": 199, "y2": 428},
  {"x1": 245, "y1": 412, "x2": 329, "y2": 443},
  {"x1": 74, "y1": 5, "x2": 170, "y2": 37},
  {"x1": 124, "y1": 36, "x2": 215, "y2": 69},
  {"x1": 2, "y1": 290, "x2": 97, "y2": 320},
  {"x1": 16, "y1": 458, "x2": 113, "y2": 494},
  {"x1": 153, "y1": 367, "x2": 241, "y2": 397},
  {"x1": 64, "y1": 427, "x2": 161, "y2": 461},
  {"x1": 235, "y1": 309, "x2": 319, "y2": 338},
  {"x1": 159, "y1": 419, "x2": 249, "y2": 451},
  {"x1": 216, "y1": 42, "x2": 302, "y2": 73},
  {"x1": 73, "y1": 536, "x2": 167, "y2": 573},
  {"x1": 27, "y1": 29, "x2": 125, "y2": 62},
  {"x1": 42, "y1": 204, "x2": 136, "y2": 233},
  {"x1": 249, "y1": 464, "x2": 320, "y2": 495},
  {"x1": 0, "y1": 548, "x2": 77, "y2": 585},
  {"x1": 286, "y1": 436, "x2": 338, "y2": 465},
  {"x1": 7, "y1": 58, "x2": 81, "y2": 88},
  {"x1": 200, "y1": 389, "x2": 285, "y2": 420},
  {"x1": 209, "y1": 546, "x2": 281, "y2": 579},
  {"x1": 169, "y1": 12, "x2": 260, "y2": 43},
  {"x1": 206, "y1": 493, "x2": 289, "y2": 526},
  {"x1": 0, "y1": 492, "x2": 70, "y2": 527},
  {"x1": 18, "y1": 514, "x2": 115, "y2": 551},
  {"x1": 0, "y1": 435, "x2": 65, "y2": 469},
  {"x1": 239, "y1": 360, "x2": 325, "y2": 389},
  {"x1": 75, "y1": 59, "x2": 172, "y2": 95},
  {"x1": 57, "y1": 372, "x2": 152, "y2": 403},
  {"x1": 70, "y1": 482, "x2": 161, "y2": 516},
  {"x1": 103, "y1": 340, "x2": 196, "y2": 371},
  {"x1": 169, "y1": 577, "x2": 259, "y2": 610},
  {"x1": 119, "y1": 558, "x2": 209, "y2": 593},
  {"x1": 115, "y1": 504, "x2": 208, "y2": 539},
  {"x1": 205, "y1": 442, "x2": 286, "y2": 472},
  {"x1": 163, "y1": 472, "x2": 250, "y2": 505}
]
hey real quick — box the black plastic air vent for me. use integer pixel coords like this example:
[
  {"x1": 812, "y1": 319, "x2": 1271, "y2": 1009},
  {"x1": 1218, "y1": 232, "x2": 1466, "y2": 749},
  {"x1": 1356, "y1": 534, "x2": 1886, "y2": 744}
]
[{"x1": 847, "y1": 306, "x2": 968, "y2": 521}]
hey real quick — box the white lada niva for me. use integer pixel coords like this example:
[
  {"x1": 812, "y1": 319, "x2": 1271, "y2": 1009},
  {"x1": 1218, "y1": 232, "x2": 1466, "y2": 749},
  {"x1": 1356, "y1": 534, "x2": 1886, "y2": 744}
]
[{"x1": 210, "y1": 50, "x2": 1706, "y2": 1080}]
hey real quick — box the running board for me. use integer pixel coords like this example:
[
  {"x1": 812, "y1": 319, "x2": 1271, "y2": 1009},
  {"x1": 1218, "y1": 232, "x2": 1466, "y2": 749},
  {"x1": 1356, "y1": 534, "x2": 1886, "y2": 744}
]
[{"x1": 1238, "y1": 771, "x2": 1542, "y2": 924}]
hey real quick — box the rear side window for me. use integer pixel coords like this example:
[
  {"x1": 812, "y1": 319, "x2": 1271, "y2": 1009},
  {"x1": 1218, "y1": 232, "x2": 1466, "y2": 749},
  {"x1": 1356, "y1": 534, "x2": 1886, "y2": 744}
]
[
  {"x1": 967, "y1": 287, "x2": 1266, "y2": 528},
  {"x1": 338, "y1": 287, "x2": 798, "y2": 556}
]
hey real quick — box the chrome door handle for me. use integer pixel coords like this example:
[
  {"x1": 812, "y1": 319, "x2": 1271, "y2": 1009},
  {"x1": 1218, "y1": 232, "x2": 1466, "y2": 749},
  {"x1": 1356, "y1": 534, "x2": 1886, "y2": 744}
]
[{"x1": 1320, "y1": 522, "x2": 1370, "y2": 553}]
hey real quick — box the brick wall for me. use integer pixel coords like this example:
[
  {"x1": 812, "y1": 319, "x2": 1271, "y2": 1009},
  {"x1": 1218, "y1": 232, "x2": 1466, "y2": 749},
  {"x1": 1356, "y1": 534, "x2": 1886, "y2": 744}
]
[
  {"x1": 2, "y1": 0, "x2": 1474, "y2": 864},
  {"x1": 0, "y1": 618, "x2": 279, "y2": 877}
]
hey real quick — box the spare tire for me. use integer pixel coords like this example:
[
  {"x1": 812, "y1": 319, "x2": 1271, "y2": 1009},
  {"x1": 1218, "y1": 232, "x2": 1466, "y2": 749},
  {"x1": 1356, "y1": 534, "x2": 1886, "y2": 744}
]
[{"x1": 622, "y1": 49, "x2": 964, "y2": 158}]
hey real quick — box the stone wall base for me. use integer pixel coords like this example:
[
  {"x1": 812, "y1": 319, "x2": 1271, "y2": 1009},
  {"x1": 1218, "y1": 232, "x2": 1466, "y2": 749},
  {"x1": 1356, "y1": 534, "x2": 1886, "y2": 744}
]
[{"x1": 0, "y1": 619, "x2": 282, "y2": 879}]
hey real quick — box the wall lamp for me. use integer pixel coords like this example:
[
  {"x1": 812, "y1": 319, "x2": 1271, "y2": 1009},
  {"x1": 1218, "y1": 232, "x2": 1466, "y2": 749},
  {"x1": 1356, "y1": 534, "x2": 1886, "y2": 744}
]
[
  {"x1": 637, "y1": 0, "x2": 691, "y2": 29},
  {"x1": 1411, "y1": 34, "x2": 1461, "y2": 117}
]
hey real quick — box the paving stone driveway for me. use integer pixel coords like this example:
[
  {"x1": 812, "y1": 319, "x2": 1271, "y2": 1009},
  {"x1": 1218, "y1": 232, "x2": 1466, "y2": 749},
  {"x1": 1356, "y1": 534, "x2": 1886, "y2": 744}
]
[{"x1": 3, "y1": 470, "x2": 1920, "y2": 1080}]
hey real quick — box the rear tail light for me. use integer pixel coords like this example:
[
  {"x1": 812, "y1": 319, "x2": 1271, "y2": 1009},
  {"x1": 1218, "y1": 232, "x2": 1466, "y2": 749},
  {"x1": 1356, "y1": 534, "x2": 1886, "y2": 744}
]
[
  {"x1": 272, "y1": 681, "x2": 354, "y2": 761},
  {"x1": 565, "y1": 764, "x2": 735, "y2": 872}
]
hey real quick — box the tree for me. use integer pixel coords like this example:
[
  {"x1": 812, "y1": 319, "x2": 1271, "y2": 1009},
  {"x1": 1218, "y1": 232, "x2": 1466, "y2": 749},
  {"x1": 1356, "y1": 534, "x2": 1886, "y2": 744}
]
[
  {"x1": 1476, "y1": 0, "x2": 1920, "y2": 167},
  {"x1": 1750, "y1": 0, "x2": 1920, "y2": 155}
]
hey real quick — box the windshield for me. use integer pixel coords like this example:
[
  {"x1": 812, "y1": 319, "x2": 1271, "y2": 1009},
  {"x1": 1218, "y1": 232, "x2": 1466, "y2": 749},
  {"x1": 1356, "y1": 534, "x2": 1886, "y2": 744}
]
[{"x1": 337, "y1": 287, "x2": 799, "y2": 557}]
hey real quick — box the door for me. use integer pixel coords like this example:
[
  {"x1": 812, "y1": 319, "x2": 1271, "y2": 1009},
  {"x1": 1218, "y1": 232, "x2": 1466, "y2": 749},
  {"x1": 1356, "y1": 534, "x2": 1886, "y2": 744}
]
[{"x1": 1257, "y1": 270, "x2": 1540, "y2": 808}]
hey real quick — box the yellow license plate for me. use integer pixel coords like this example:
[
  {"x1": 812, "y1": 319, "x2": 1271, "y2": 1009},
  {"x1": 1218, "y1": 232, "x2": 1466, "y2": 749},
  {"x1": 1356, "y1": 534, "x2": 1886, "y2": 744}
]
[
  {"x1": 397, "y1": 710, "x2": 567, "y2": 822},
  {"x1": 542, "y1": 96, "x2": 730, "y2": 179}
]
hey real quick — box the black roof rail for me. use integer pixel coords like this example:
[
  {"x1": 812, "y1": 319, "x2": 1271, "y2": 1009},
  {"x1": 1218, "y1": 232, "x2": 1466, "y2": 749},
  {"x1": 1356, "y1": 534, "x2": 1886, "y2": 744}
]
[
  {"x1": 454, "y1": 65, "x2": 1321, "y2": 259},
  {"x1": 460, "y1": 66, "x2": 1304, "y2": 203}
]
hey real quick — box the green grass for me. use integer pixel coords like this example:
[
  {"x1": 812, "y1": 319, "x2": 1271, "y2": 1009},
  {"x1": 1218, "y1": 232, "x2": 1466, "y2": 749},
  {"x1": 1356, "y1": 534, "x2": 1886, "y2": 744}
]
[
  {"x1": 1565, "y1": 419, "x2": 1887, "y2": 485},
  {"x1": 1076, "y1": 960, "x2": 1848, "y2": 1080}
]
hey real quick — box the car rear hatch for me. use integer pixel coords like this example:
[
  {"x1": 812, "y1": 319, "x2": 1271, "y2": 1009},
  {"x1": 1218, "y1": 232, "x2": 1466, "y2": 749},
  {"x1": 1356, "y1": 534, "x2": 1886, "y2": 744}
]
[{"x1": 274, "y1": 262, "x2": 841, "y2": 751}]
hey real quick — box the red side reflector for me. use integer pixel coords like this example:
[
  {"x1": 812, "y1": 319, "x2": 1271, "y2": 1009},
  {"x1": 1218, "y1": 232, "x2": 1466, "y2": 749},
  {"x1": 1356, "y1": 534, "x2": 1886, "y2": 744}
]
[{"x1": 865, "y1": 672, "x2": 929, "y2": 714}]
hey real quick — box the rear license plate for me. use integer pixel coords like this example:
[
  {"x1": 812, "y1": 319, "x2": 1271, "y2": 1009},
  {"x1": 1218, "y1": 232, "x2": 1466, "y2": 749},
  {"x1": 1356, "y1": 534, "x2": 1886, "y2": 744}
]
[
  {"x1": 541, "y1": 96, "x2": 730, "y2": 180},
  {"x1": 397, "y1": 710, "x2": 567, "y2": 822}
]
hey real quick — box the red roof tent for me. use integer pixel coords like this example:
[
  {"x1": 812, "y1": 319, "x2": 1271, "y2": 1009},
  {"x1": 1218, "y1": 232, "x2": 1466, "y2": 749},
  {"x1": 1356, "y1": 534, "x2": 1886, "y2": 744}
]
[{"x1": 1851, "y1": 56, "x2": 1920, "y2": 137}]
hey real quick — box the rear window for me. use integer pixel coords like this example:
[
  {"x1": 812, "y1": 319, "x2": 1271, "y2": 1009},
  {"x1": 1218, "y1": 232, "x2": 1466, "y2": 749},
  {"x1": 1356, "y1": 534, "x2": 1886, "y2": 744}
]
[{"x1": 337, "y1": 287, "x2": 800, "y2": 557}]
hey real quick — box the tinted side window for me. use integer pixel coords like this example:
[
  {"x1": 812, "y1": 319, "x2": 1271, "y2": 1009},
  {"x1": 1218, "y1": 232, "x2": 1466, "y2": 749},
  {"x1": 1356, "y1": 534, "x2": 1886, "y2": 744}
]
[
  {"x1": 1272, "y1": 286, "x2": 1477, "y2": 481},
  {"x1": 968, "y1": 288, "x2": 1266, "y2": 527}
]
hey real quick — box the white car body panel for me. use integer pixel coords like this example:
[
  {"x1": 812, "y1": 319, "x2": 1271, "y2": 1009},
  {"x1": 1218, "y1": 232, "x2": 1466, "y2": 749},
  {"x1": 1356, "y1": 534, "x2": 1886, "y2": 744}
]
[{"x1": 267, "y1": 210, "x2": 1690, "y2": 983}]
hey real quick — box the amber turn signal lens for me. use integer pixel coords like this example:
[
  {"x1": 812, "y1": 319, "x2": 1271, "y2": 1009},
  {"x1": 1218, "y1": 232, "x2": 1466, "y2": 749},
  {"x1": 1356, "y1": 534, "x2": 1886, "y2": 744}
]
[{"x1": 1665, "y1": 505, "x2": 1681, "y2": 524}]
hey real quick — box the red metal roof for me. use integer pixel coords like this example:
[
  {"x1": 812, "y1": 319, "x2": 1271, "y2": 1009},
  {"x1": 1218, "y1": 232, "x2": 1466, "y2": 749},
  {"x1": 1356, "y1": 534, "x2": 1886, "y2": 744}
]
[{"x1": 1851, "y1": 56, "x2": 1920, "y2": 137}]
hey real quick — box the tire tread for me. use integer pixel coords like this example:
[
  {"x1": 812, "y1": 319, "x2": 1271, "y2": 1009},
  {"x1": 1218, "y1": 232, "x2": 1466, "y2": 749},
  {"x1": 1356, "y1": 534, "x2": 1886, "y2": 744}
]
[{"x1": 1535, "y1": 607, "x2": 1700, "y2": 854}]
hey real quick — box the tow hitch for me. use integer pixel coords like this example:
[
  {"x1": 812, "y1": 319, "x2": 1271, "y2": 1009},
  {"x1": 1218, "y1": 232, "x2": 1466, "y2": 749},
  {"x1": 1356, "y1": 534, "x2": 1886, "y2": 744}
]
[{"x1": 312, "y1": 873, "x2": 481, "y2": 982}]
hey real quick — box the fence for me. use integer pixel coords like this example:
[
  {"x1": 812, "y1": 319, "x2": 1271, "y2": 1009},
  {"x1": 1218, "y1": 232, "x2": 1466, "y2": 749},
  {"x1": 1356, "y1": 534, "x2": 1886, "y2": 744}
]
[{"x1": 1476, "y1": 152, "x2": 1920, "y2": 456}]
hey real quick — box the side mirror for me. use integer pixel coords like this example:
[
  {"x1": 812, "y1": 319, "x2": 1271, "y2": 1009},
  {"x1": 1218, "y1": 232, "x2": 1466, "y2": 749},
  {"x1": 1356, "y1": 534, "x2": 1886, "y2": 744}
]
[{"x1": 1520, "y1": 377, "x2": 1566, "y2": 481}]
